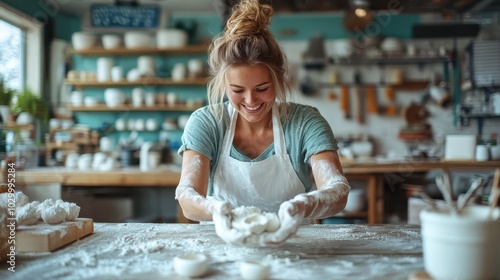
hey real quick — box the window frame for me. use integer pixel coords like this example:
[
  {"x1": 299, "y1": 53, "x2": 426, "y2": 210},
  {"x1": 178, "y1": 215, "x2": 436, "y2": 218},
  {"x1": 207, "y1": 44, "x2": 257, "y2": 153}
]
[{"x1": 0, "y1": 3, "x2": 43, "y2": 95}]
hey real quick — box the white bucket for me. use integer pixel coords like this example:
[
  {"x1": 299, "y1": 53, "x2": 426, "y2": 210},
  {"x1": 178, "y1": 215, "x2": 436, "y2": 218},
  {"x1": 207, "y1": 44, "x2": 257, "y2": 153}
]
[{"x1": 420, "y1": 205, "x2": 500, "y2": 280}]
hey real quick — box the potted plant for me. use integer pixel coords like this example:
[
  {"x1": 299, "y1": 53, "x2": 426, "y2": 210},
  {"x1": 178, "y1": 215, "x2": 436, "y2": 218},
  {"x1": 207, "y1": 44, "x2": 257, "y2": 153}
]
[
  {"x1": 0, "y1": 77, "x2": 15, "y2": 123},
  {"x1": 11, "y1": 88, "x2": 49, "y2": 125}
]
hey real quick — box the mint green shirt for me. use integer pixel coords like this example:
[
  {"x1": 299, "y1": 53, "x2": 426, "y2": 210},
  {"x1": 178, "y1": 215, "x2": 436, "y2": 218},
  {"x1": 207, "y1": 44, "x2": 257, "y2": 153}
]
[{"x1": 179, "y1": 102, "x2": 338, "y2": 195}]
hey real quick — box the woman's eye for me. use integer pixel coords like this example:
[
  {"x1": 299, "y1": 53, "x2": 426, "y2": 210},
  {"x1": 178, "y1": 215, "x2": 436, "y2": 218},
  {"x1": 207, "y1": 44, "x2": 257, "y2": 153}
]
[
  {"x1": 232, "y1": 89, "x2": 244, "y2": 93},
  {"x1": 256, "y1": 87, "x2": 268, "y2": 92}
]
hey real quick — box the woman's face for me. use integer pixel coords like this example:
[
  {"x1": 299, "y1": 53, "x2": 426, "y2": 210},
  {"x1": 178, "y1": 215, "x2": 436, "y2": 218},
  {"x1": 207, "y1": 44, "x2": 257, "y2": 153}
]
[{"x1": 225, "y1": 64, "x2": 276, "y2": 124}]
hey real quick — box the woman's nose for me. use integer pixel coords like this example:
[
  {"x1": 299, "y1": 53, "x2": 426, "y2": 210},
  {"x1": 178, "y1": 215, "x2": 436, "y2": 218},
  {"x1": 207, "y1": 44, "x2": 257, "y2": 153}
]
[{"x1": 244, "y1": 91, "x2": 257, "y2": 103}]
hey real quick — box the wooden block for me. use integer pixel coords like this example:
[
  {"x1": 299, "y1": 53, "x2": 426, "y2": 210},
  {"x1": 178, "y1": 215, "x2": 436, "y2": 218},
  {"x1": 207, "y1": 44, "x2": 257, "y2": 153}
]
[{"x1": 16, "y1": 218, "x2": 94, "y2": 252}]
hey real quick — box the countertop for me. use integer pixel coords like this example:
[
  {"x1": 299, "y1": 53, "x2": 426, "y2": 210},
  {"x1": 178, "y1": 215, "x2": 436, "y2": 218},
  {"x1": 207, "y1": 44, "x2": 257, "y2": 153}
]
[{"x1": 0, "y1": 223, "x2": 424, "y2": 279}]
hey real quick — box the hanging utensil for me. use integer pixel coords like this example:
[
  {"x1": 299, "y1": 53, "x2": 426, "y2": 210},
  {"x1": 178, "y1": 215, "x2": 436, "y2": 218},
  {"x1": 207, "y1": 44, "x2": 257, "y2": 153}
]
[
  {"x1": 366, "y1": 84, "x2": 378, "y2": 114},
  {"x1": 340, "y1": 84, "x2": 351, "y2": 119},
  {"x1": 435, "y1": 172, "x2": 457, "y2": 214},
  {"x1": 354, "y1": 69, "x2": 364, "y2": 124}
]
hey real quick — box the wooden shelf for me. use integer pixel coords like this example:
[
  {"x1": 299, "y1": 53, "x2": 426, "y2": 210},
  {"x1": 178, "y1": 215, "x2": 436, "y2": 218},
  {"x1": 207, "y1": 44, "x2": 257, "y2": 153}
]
[
  {"x1": 332, "y1": 55, "x2": 449, "y2": 65},
  {"x1": 68, "y1": 104, "x2": 202, "y2": 112},
  {"x1": 2, "y1": 123, "x2": 35, "y2": 130},
  {"x1": 68, "y1": 45, "x2": 209, "y2": 56},
  {"x1": 65, "y1": 77, "x2": 208, "y2": 88}
]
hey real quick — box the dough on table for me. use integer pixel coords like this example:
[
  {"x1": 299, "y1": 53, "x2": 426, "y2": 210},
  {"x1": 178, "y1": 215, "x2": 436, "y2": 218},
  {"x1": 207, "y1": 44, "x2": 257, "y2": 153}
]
[
  {"x1": 41, "y1": 204, "x2": 68, "y2": 224},
  {"x1": 55, "y1": 199, "x2": 80, "y2": 221},
  {"x1": 16, "y1": 201, "x2": 41, "y2": 225},
  {"x1": 231, "y1": 206, "x2": 280, "y2": 234},
  {"x1": 0, "y1": 191, "x2": 29, "y2": 209}
]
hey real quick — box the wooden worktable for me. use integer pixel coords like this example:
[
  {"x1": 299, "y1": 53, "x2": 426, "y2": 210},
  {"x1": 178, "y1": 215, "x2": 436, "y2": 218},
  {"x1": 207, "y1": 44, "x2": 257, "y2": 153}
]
[
  {"x1": 0, "y1": 223, "x2": 424, "y2": 279},
  {"x1": 3, "y1": 160, "x2": 499, "y2": 224}
]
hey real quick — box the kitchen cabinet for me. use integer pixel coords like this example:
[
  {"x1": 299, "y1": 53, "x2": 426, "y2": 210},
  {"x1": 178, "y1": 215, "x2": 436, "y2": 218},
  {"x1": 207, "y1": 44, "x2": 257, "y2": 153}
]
[{"x1": 64, "y1": 44, "x2": 209, "y2": 153}]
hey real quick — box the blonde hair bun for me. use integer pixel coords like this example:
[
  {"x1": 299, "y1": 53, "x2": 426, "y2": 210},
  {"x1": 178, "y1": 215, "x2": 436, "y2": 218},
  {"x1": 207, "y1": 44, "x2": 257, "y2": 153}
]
[{"x1": 225, "y1": 0, "x2": 273, "y2": 40}]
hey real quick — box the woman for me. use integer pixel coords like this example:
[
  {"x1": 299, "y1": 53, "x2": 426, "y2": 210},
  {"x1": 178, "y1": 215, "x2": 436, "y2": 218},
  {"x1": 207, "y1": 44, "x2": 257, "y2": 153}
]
[{"x1": 175, "y1": 0, "x2": 350, "y2": 246}]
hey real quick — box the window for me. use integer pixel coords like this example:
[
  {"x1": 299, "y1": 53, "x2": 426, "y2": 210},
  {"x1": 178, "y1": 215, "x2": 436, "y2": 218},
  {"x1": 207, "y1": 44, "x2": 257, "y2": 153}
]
[
  {"x1": 0, "y1": 3, "x2": 43, "y2": 94},
  {"x1": 0, "y1": 19, "x2": 23, "y2": 91}
]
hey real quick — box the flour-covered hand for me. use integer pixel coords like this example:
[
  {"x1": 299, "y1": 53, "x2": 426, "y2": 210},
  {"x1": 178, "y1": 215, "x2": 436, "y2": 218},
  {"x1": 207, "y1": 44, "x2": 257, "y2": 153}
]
[
  {"x1": 256, "y1": 200, "x2": 305, "y2": 247},
  {"x1": 211, "y1": 201, "x2": 251, "y2": 245}
]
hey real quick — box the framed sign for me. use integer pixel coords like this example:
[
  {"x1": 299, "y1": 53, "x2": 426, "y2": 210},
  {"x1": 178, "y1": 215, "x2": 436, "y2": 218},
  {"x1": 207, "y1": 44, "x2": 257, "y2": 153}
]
[{"x1": 82, "y1": 4, "x2": 168, "y2": 31}]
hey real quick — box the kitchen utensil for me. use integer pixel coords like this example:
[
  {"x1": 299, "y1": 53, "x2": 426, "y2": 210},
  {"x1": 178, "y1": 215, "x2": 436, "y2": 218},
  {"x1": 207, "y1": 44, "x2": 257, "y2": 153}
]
[
  {"x1": 101, "y1": 34, "x2": 122, "y2": 50},
  {"x1": 420, "y1": 206, "x2": 500, "y2": 280},
  {"x1": 488, "y1": 168, "x2": 500, "y2": 219},
  {"x1": 240, "y1": 260, "x2": 270, "y2": 280},
  {"x1": 456, "y1": 178, "x2": 484, "y2": 213},
  {"x1": 416, "y1": 191, "x2": 438, "y2": 211},
  {"x1": 173, "y1": 253, "x2": 208, "y2": 277},
  {"x1": 300, "y1": 75, "x2": 316, "y2": 96},
  {"x1": 385, "y1": 87, "x2": 397, "y2": 116},
  {"x1": 126, "y1": 68, "x2": 141, "y2": 82},
  {"x1": 435, "y1": 172, "x2": 456, "y2": 214},
  {"x1": 97, "y1": 57, "x2": 114, "y2": 82},
  {"x1": 340, "y1": 84, "x2": 351, "y2": 119},
  {"x1": 104, "y1": 88, "x2": 125, "y2": 107},
  {"x1": 124, "y1": 31, "x2": 153, "y2": 49},
  {"x1": 171, "y1": 63, "x2": 187, "y2": 80},
  {"x1": 156, "y1": 29, "x2": 188, "y2": 49},
  {"x1": 475, "y1": 145, "x2": 490, "y2": 161},
  {"x1": 137, "y1": 56, "x2": 156, "y2": 77},
  {"x1": 354, "y1": 70, "x2": 364, "y2": 124},
  {"x1": 71, "y1": 32, "x2": 96, "y2": 50},
  {"x1": 16, "y1": 218, "x2": 94, "y2": 252},
  {"x1": 366, "y1": 84, "x2": 378, "y2": 114},
  {"x1": 111, "y1": 66, "x2": 124, "y2": 82}
]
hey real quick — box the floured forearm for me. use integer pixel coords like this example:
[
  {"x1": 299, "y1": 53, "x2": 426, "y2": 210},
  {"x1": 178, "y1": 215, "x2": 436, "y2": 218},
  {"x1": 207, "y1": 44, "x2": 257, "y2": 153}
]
[
  {"x1": 292, "y1": 156, "x2": 350, "y2": 219},
  {"x1": 175, "y1": 153, "x2": 213, "y2": 221}
]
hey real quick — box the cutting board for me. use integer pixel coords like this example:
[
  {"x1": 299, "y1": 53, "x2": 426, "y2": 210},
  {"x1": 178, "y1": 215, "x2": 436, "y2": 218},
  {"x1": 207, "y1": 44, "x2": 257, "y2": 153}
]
[{"x1": 16, "y1": 218, "x2": 94, "y2": 252}]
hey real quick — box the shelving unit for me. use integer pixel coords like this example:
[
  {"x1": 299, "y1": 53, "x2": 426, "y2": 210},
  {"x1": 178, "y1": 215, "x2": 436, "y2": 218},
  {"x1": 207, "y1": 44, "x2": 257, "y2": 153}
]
[
  {"x1": 65, "y1": 77, "x2": 208, "y2": 88},
  {"x1": 68, "y1": 104, "x2": 202, "y2": 112},
  {"x1": 68, "y1": 45, "x2": 209, "y2": 56},
  {"x1": 331, "y1": 55, "x2": 449, "y2": 66}
]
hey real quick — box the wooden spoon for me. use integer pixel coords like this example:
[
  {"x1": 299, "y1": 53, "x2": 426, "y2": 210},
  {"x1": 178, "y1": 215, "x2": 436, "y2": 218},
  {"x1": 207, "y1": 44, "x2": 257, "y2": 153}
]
[
  {"x1": 457, "y1": 178, "x2": 484, "y2": 214},
  {"x1": 488, "y1": 168, "x2": 500, "y2": 219}
]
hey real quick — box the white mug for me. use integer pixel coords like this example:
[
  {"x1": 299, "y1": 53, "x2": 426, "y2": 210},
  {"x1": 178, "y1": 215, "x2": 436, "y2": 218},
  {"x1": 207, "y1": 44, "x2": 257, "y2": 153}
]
[
  {"x1": 145, "y1": 118, "x2": 157, "y2": 131},
  {"x1": 115, "y1": 118, "x2": 126, "y2": 131},
  {"x1": 111, "y1": 66, "x2": 124, "y2": 82},
  {"x1": 134, "y1": 119, "x2": 145, "y2": 131},
  {"x1": 100, "y1": 136, "x2": 113, "y2": 152},
  {"x1": 172, "y1": 63, "x2": 187, "y2": 81},
  {"x1": 132, "y1": 88, "x2": 144, "y2": 107},
  {"x1": 475, "y1": 145, "x2": 489, "y2": 161},
  {"x1": 145, "y1": 92, "x2": 156, "y2": 107},
  {"x1": 97, "y1": 57, "x2": 114, "y2": 82},
  {"x1": 71, "y1": 90, "x2": 84, "y2": 106}
]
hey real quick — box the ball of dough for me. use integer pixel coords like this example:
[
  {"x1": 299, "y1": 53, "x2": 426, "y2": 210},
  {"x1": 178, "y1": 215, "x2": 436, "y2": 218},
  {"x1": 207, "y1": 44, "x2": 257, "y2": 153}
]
[
  {"x1": 16, "y1": 202, "x2": 41, "y2": 225},
  {"x1": 15, "y1": 192, "x2": 30, "y2": 207},
  {"x1": 55, "y1": 200, "x2": 80, "y2": 221},
  {"x1": 41, "y1": 205, "x2": 67, "y2": 224}
]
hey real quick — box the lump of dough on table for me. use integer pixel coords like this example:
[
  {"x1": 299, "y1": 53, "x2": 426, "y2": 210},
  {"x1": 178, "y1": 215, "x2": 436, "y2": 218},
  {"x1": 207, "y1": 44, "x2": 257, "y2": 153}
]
[
  {"x1": 41, "y1": 204, "x2": 67, "y2": 224},
  {"x1": 0, "y1": 191, "x2": 29, "y2": 209},
  {"x1": 231, "y1": 206, "x2": 280, "y2": 234},
  {"x1": 16, "y1": 201, "x2": 41, "y2": 225},
  {"x1": 55, "y1": 199, "x2": 80, "y2": 221}
]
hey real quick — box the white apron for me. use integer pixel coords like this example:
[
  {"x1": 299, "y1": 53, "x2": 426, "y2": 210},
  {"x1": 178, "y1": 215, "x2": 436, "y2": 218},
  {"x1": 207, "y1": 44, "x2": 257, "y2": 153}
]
[{"x1": 212, "y1": 104, "x2": 305, "y2": 213}]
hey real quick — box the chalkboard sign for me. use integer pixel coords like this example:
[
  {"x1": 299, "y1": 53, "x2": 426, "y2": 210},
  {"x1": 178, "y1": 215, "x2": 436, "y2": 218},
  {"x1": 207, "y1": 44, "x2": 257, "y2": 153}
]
[{"x1": 90, "y1": 4, "x2": 161, "y2": 29}]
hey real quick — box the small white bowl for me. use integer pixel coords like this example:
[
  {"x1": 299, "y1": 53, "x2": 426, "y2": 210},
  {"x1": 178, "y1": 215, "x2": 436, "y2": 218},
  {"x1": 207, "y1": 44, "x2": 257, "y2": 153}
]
[
  {"x1": 101, "y1": 34, "x2": 122, "y2": 50},
  {"x1": 124, "y1": 31, "x2": 153, "y2": 49},
  {"x1": 72, "y1": 32, "x2": 96, "y2": 50},
  {"x1": 240, "y1": 260, "x2": 270, "y2": 280},
  {"x1": 173, "y1": 253, "x2": 208, "y2": 277}
]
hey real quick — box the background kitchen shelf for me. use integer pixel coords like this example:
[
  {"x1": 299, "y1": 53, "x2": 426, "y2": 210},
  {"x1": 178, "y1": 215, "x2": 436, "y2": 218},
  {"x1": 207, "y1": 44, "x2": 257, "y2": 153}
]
[
  {"x1": 65, "y1": 77, "x2": 208, "y2": 88},
  {"x1": 68, "y1": 104, "x2": 202, "y2": 112},
  {"x1": 2, "y1": 123, "x2": 35, "y2": 130},
  {"x1": 331, "y1": 55, "x2": 449, "y2": 66},
  {"x1": 68, "y1": 45, "x2": 210, "y2": 56}
]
